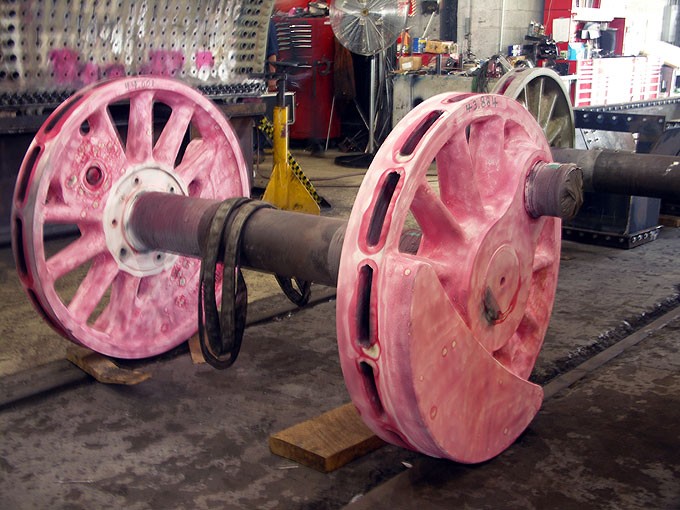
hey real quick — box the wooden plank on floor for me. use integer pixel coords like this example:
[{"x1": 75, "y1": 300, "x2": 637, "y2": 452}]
[
  {"x1": 659, "y1": 214, "x2": 680, "y2": 228},
  {"x1": 66, "y1": 347, "x2": 152, "y2": 385},
  {"x1": 269, "y1": 402, "x2": 385, "y2": 472}
]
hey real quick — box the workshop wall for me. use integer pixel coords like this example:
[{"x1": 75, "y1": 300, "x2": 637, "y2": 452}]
[{"x1": 457, "y1": 0, "x2": 544, "y2": 58}]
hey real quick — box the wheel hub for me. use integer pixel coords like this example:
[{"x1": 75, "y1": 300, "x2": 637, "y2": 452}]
[
  {"x1": 104, "y1": 166, "x2": 187, "y2": 277},
  {"x1": 482, "y1": 245, "x2": 521, "y2": 326}
]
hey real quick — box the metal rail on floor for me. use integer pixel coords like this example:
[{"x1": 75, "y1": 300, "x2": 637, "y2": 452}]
[{"x1": 0, "y1": 287, "x2": 337, "y2": 409}]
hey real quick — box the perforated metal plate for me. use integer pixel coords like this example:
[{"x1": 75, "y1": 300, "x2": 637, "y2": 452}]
[{"x1": 0, "y1": 0, "x2": 273, "y2": 99}]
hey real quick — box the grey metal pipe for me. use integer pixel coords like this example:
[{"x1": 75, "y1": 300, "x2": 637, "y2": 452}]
[
  {"x1": 551, "y1": 148, "x2": 680, "y2": 201},
  {"x1": 127, "y1": 192, "x2": 346, "y2": 287}
]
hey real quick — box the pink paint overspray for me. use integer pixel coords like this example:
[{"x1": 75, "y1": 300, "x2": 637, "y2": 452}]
[
  {"x1": 141, "y1": 50, "x2": 185, "y2": 76},
  {"x1": 195, "y1": 51, "x2": 215, "y2": 70},
  {"x1": 48, "y1": 49, "x2": 80, "y2": 84}
]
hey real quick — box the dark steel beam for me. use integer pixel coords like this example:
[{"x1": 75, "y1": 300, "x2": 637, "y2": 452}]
[
  {"x1": 551, "y1": 148, "x2": 680, "y2": 201},
  {"x1": 574, "y1": 110, "x2": 666, "y2": 137}
]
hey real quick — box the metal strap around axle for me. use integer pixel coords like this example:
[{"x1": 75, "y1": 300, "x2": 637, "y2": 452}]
[
  {"x1": 274, "y1": 275, "x2": 311, "y2": 306},
  {"x1": 257, "y1": 116, "x2": 323, "y2": 206},
  {"x1": 197, "y1": 198, "x2": 314, "y2": 368},
  {"x1": 198, "y1": 198, "x2": 273, "y2": 369}
]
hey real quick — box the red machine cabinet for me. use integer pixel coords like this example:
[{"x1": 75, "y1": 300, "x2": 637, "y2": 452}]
[
  {"x1": 273, "y1": 16, "x2": 340, "y2": 141},
  {"x1": 543, "y1": 0, "x2": 623, "y2": 57}
]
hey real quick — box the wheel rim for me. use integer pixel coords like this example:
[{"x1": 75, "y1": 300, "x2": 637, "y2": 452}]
[
  {"x1": 12, "y1": 77, "x2": 249, "y2": 358},
  {"x1": 493, "y1": 68, "x2": 575, "y2": 148},
  {"x1": 337, "y1": 92, "x2": 561, "y2": 462}
]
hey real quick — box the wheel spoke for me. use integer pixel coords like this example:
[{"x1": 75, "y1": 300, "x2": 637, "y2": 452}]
[
  {"x1": 532, "y1": 250, "x2": 555, "y2": 273},
  {"x1": 517, "y1": 88, "x2": 528, "y2": 110},
  {"x1": 88, "y1": 107, "x2": 126, "y2": 159},
  {"x1": 411, "y1": 180, "x2": 465, "y2": 252},
  {"x1": 468, "y1": 116, "x2": 508, "y2": 210},
  {"x1": 536, "y1": 77, "x2": 545, "y2": 123},
  {"x1": 68, "y1": 255, "x2": 119, "y2": 323},
  {"x1": 175, "y1": 139, "x2": 218, "y2": 184},
  {"x1": 126, "y1": 91, "x2": 154, "y2": 163},
  {"x1": 44, "y1": 202, "x2": 103, "y2": 224},
  {"x1": 94, "y1": 272, "x2": 141, "y2": 334},
  {"x1": 522, "y1": 86, "x2": 531, "y2": 113},
  {"x1": 153, "y1": 103, "x2": 195, "y2": 167},
  {"x1": 541, "y1": 92, "x2": 558, "y2": 131},
  {"x1": 436, "y1": 127, "x2": 486, "y2": 218},
  {"x1": 46, "y1": 232, "x2": 107, "y2": 282},
  {"x1": 546, "y1": 116, "x2": 568, "y2": 145},
  {"x1": 493, "y1": 311, "x2": 542, "y2": 376},
  {"x1": 468, "y1": 116, "x2": 505, "y2": 172},
  {"x1": 520, "y1": 311, "x2": 541, "y2": 335},
  {"x1": 525, "y1": 81, "x2": 540, "y2": 119}
]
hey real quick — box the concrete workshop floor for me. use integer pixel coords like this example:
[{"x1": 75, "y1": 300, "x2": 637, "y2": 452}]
[{"x1": 0, "y1": 149, "x2": 679, "y2": 508}]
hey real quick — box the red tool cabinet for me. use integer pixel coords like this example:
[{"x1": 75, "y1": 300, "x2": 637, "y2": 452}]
[{"x1": 273, "y1": 16, "x2": 340, "y2": 141}]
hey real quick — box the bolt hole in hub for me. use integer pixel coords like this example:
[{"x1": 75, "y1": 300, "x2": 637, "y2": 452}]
[
  {"x1": 337, "y1": 92, "x2": 560, "y2": 462},
  {"x1": 84, "y1": 165, "x2": 103, "y2": 189},
  {"x1": 11, "y1": 77, "x2": 249, "y2": 358}
]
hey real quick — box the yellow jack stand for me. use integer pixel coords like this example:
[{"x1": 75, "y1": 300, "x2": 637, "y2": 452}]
[{"x1": 262, "y1": 92, "x2": 320, "y2": 215}]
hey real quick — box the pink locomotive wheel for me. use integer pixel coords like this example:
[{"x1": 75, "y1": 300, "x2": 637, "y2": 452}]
[
  {"x1": 336, "y1": 93, "x2": 561, "y2": 462},
  {"x1": 11, "y1": 77, "x2": 249, "y2": 358}
]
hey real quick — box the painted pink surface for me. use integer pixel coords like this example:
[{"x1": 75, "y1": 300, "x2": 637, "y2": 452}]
[
  {"x1": 80, "y1": 63, "x2": 100, "y2": 85},
  {"x1": 47, "y1": 49, "x2": 132, "y2": 86},
  {"x1": 102, "y1": 64, "x2": 126, "y2": 79},
  {"x1": 48, "y1": 49, "x2": 81, "y2": 84},
  {"x1": 195, "y1": 51, "x2": 215, "y2": 70},
  {"x1": 11, "y1": 77, "x2": 249, "y2": 358},
  {"x1": 336, "y1": 93, "x2": 560, "y2": 462},
  {"x1": 140, "y1": 50, "x2": 185, "y2": 77}
]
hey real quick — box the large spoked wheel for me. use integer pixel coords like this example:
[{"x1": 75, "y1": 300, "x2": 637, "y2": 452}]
[
  {"x1": 492, "y1": 68, "x2": 575, "y2": 148},
  {"x1": 337, "y1": 93, "x2": 561, "y2": 463},
  {"x1": 12, "y1": 77, "x2": 249, "y2": 358}
]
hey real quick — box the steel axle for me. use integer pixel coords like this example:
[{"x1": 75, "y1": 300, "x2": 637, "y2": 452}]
[
  {"x1": 126, "y1": 159, "x2": 582, "y2": 289},
  {"x1": 552, "y1": 148, "x2": 680, "y2": 201},
  {"x1": 127, "y1": 192, "x2": 347, "y2": 287}
]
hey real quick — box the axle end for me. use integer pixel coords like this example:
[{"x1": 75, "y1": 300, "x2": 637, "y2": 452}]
[{"x1": 525, "y1": 162, "x2": 584, "y2": 221}]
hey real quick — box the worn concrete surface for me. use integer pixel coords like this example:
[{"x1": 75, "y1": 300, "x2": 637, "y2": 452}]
[
  {"x1": 345, "y1": 317, "x2": 680, "y2": 510},
  {"x1": 0, "y1": 300, "x2": 421, "y2": 510},
  {"x1": 536, "y1": 228, "x2": 680, "y2": 383},
  {"x1": 1, "y1": 280, "x2": 679, "y2": 509}
]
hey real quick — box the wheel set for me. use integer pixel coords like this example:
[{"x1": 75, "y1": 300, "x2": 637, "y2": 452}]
[{"x1": 13, "y1": 78, "x2": 572, "y2": 462}]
